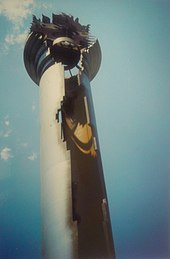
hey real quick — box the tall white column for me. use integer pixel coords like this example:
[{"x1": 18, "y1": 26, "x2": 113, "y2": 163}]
[{"x1": 39, "y1": 63, "x2": 77, "y2": 259}]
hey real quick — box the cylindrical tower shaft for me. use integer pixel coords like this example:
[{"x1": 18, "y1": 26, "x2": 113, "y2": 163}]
[{"x1": 39, "y1": 63, "x2": 77, "y2": 258}]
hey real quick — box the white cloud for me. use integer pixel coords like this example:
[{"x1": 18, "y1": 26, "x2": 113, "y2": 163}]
[
  {"x1": 32, "y1": 104, "x2": 36, "y2": 112},
  {"x1": 5, "y1": 120, "x2": 10, "y2": 126},
  {"x1": 27, "y1": 152, "x2": 37, "y2": 161},
  {"x1": 0, "y1": 0, "x2": 34, "y2": 27},
  {"x1": 3, "y1": 129, "x2": 12, "y2": 138},
  {"x1": 5, "y1": 30, "x2": 28, "y2": 46},
  {"x1": 0, "y1": 0, "x2": 53, "y2": 51},
  {"x1": 0, "y1": 147, "x2": 13, "y2": 161},
  {"x1": 1, "y1": 117, "x2": 12, "y2": 138},
  {"x1": 21, "y1": 142, "x2": 28, "y2": 148},
  {"x1": 0, "y1": 0, "x2": 34, "y2": 50}
]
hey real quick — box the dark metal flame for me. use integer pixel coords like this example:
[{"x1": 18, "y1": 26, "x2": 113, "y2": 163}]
[{"x1": 30, "y1": 13, "x2": 94, "y2": 49}]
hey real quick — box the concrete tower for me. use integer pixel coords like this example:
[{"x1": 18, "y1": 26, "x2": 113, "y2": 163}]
[{"x1": 24, "y1": 13, "x2": 115, "y2": 259}]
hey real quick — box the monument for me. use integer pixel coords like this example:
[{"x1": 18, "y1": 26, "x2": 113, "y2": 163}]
[{"x1": 24, "y1": 13, "x2": 115, "y2": 259}]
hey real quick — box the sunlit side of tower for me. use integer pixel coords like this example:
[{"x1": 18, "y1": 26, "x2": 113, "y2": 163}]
[{"x1": 24, "y1": 13, "x2": 115, "y2": 259}]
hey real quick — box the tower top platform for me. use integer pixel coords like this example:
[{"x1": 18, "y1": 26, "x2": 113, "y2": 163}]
[{"x1": 24, "y1": 13, "x2": 102, "y2": 85}]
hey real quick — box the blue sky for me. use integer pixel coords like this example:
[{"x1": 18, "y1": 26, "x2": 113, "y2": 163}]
[{"x1": 0, "y1": 0, "x2": 170, "y2": 258}]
